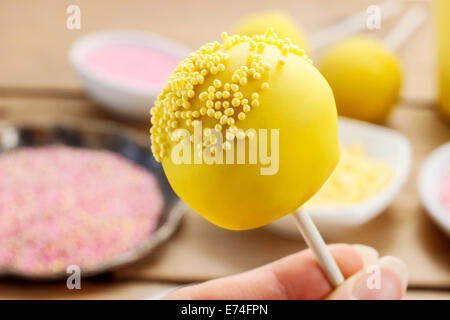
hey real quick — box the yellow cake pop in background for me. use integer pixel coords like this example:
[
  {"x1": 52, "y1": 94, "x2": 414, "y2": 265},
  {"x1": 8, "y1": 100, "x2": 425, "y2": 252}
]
[
  {"x1": 232, "y1": 11, "x2": 308, "y2": 52},
  {"x1": 319, "y1": 36, "x2": 402, "y2": 124},
  {"x1": 150, "y1": 29, "x2": 339, "y2": 230}
]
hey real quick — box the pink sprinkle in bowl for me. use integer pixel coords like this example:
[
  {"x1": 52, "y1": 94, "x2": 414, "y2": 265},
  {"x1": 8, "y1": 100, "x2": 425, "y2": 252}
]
[
  {"x1": 69, "y1": 30, "x2": 191, "y2": 120},
  {"x1": 0, "y1": 117, "x2": 184, "y2": 280},
  {"x1": 418, "y1": 141, "x2": 450, "y2": 238}
]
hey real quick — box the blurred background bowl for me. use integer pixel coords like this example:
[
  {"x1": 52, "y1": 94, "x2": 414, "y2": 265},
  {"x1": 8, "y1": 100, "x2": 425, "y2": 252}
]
[
  {"x1": 0, "y1": 117, "x2": 183, "y2": 280},
  {"x1": 418, "y1": 142, "x2": 450, "y2": 238},
  {"x1": 267, "y1": 117, "x2": 412, "y2": 240},
  {"x1": 69, "y1": 30, "x2": 191, "y2": 120}
]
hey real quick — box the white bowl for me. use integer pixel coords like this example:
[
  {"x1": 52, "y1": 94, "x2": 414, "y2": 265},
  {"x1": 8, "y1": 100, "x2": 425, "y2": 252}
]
[
  {"x1": 418, "y1": 142, "x2": 450, "y2": 237},
  {"x1": 267, "y1": 117, "x2": 412, "y2": 239},
  {"x1": 69, "y1": 30, "x2": 191, "y2": 120}
]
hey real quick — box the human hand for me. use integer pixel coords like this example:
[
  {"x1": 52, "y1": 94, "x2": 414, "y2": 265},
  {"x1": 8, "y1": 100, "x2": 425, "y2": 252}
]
[{"x1": 163, "y1": 244, "x2": 408, "y2": 300}]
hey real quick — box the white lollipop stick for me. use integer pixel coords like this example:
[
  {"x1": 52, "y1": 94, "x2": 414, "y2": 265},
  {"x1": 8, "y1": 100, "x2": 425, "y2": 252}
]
[
  {"x1": 310, "y1": 0, "x2": 402, "y2": 50},
  {"x1": 384, "y1": 6, "x2": 427, "y2": 52},
  {"x1": 292, "y1": 208, "x2": 344, "y2": 287}
]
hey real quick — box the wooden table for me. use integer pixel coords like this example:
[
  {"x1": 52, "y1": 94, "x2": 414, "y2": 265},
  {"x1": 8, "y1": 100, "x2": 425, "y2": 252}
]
[{"x1": 0, "y1": 0, "x2": 449, "y2": 300}]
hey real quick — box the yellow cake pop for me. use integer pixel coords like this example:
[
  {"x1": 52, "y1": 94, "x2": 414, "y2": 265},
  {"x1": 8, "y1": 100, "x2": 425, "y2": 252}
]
[
  {"x1": 319, "y1": 36, "x2": 402, "y2": 124},
  {"x1": 150, "y1": 29, "x2": 339, "y2": 230},
  {"x1": 232, "y1": 11, "x2": 308, "y2": 52}
]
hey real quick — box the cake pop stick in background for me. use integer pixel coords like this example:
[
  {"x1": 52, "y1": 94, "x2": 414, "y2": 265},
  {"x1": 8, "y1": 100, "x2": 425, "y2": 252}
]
[
  {"x1": 232, "y1": 1, "x2": 403, "y2": 54},
  {"x1": 310, "y1": 0, "x2": 402, "y2": 51},
  {"x1": 383, "y1": 6, "x2": 427, "y2": 52},
  {"x1": 150, "y1": 29, "x2": 344, "y2": 286}
]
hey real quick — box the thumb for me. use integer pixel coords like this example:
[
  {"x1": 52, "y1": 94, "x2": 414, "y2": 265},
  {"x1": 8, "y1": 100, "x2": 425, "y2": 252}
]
[{"x1": 327, "y1": 256, "x2": 408, "y2": 300}]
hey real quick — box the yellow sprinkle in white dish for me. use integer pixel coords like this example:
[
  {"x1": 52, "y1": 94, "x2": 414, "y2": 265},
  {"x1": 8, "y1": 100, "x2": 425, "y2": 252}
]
[
  {"x1": 306, "y1": 145, "x2": 392, "y2": 208},
  {"x1": 267, "y1": 117, "x2": 411, "y2": 239}
]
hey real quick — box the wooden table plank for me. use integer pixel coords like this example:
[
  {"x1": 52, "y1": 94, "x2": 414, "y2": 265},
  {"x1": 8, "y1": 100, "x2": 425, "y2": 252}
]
[
  {"x1": 0, "y1": 95, "x2": 149, "y2": 131},
  {"x1": 1, "y1": 278, "x2": 448, "y2": 300},
  {"x1": 0, "y1": 280, "x2": 175, "y2": 300},
  {"x1": 405, "y1": 289, "x2": 450, "y2": 300}
]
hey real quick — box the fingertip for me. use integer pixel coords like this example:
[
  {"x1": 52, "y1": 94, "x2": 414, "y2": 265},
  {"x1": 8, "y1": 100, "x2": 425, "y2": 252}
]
[
  {"x1": 377, "y1": 256, "x2": 409, "y2": 294},
  {"x1": 327, "y1": 256, "x2": 408, "y2": 300}
]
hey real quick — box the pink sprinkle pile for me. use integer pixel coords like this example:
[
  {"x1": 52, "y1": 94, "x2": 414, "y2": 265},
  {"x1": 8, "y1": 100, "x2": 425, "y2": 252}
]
[
  {"x1": 0, "y1": 145, "x2": 164, "y2": 276},
  {"x1": 83, "y1": 43, "x2": 179, "y2": 88},
  {"x1": 440, "y1": 168, "x2": 450, "y2": 212}
]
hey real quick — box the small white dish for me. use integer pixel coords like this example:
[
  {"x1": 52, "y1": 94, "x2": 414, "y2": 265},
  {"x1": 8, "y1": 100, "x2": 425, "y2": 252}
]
[
  {"x1": 267, "y1": 117, "x2": 412, "y2": 240},
  {"x1": 69, "y1": 30, "x2": 191, "y2": 120},
  {"x1": 418, "y1": 142, "x2": 450, "y2": 238}
]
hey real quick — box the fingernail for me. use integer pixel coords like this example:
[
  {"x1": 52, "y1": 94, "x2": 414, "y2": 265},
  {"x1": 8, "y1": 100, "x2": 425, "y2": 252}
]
[
  {"x1": 378, "y1": 256, "x2": 408, "y2": 293},
  {"x1": 352, "y1": 244, "x2": 379, "y2": 267},
  {"x1": 352, "y1": 256, "x2": 408, "y2": 300}
]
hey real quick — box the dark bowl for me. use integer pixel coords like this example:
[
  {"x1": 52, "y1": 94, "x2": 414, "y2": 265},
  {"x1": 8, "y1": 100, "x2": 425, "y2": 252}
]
[{"x1": 0, "y1": 116, "x2": 183, "y2": 280}]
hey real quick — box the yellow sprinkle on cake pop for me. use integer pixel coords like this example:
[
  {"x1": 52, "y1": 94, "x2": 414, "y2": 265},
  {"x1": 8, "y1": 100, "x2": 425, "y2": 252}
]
[
  {"x1": 319, "y1": 36, "x2": 402, "y2": 124},
  {"x1": 150, "y1": 29, "x2": 339, "y2": 230}
]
